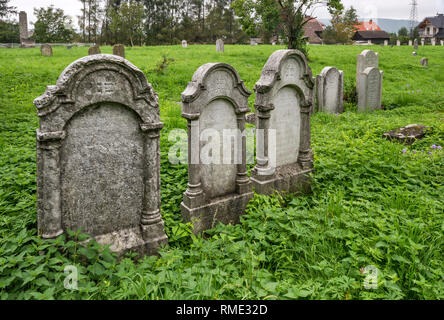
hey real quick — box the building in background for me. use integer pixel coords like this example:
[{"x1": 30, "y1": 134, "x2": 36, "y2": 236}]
[
  {"x1": 304, "y1": 17, "x2": 325, "y2": 44},
  {"x1": 417, "y1": 14, "x2": 444, "y2": 42}
]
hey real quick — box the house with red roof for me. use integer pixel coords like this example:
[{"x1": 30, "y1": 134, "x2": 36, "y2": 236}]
[{"x1": 352, "y1": 19, "x2": 390, "y2": 44}]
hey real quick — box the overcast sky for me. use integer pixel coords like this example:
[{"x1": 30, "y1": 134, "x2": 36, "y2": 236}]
[{"x1": 9, "y1": 0, "x2": 444, "y2": 26}]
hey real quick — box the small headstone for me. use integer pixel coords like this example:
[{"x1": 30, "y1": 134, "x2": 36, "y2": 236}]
[
  {"x1": 397, "y1": 40, "x2": 401, "y2": 46},
  {"x1": 431, "y1": 39, "x2": 436, "y2": 46},
  {"x1": 181, "y1": 63, "x2": 253, "y2": 234},
  {"x1": 356, "y1": 50, "x2": 379, "y2": 91},
  {"x1": 409, "y1": 40, "x2": 413, "y2": 46},
  {"x1": 412, "y1": 52, "x2": 417, "y2": 56},
  {"x1": 420, "y1": 58, "x2": 428, "y2": 67},
  {"x1": 384, "y1": 40, "x2": 388, "y2": 46},
  {"x1": 112, "y1": 44, "x2": 125, "y2": 58},
  {"x1": 88, "y1": 45, "x2": 101, "y2": 55},
  {"x1": 67, "y1": 45, "x2": 72, "y2": 50},
  {"x1": 383, "y1": 124, "x2": 430, "y2": 145},
  {"x1": 316, "y1": 67, "x2": 344, "y2": 114},
  {"x1": 272, "y1": 41, "x2": 276, "y2": 46},
  {"x1": 250, "y1": 39, "x2": 256, "y2": 46},
  {"x1": 357, "y1": 67, "x2": 383, "y2": 112},
  {"x1": 414, "y1": 39, "x2": 418, "y2": 49},
  {"x1": 182, "y1": 40, "x2": 187, "y2": 48},
  {"x1": 251, "y1": 50, "x2": 315, "y2": 195},
  {"x1": 441, "y1": 40, "x2": 444, "y2": 46},
  {"x1": 368, "y1": 40, "x2": 372, "y2": 45},
  {"x1": 421, "y1": 39, "x2": 425, "y2": 46},
  {"x1": 34, "y1": 54, "x2": 168, "y2": 256},
  {"x1": 216, "y1": 39, "x2": 224, "y2": 52},
  {"x1": 40, "y1": 44, "x2": 53, "y2": 57}
]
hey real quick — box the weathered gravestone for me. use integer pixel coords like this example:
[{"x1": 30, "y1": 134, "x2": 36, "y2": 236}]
[
  {"x1": 383, "y1": 124, "x2": 431, "y2": 145},
  {"x1": 181, "y1": 63, "x2": 253, "y2": 234},
  {"x1": 431, "y1": 39, "x2": 436, "y2": 46},
  {"x1": 251, "y1": 50, "x2": 314, "y2": 195},
  {"x1": 441, "y1": 40, "x2": 444, "y2": 46},
  {"x1": 34, "y1": 54, "x2": 168, "y2": 256},
  {"x1": 412, "y1": 52, "x2": 417, "y2": 56},
  {"x1": 216, "y1": 39, "x2": 224, "y2": 52},
  {"x1": 19, "y1": 11, "x2": 35, "y2": 48},
  {"x1": 409, "y1": 40, "x2": 413, "y2": 46},
  {"x1": 182, "y1": 40, "x2": 188, "y2": 48},
  {"x1": 368, "y1": 40, "x2": 372, "y2": 45},
  {"x1": 384, "y1": 40, "x2": 388, "y2": 46},
  {"x1": 420, "y1": 57, "x2": 428, "y2": 67},
  {"x1": 356, "y1": 50, "x2": 378, "y2": 91},
  {"x1": 421, "y1": 39, "x2": 425, "y2": 46},
  {"x1": 41, "y1": 44, "x2": 53, "y2": 57},
  {"x1": 316, "y1": 67, "x2": 344, "y2": 114},
  {"x1": 414, "y1": 39, "x2": 418, "y2": 49},
  {"x1": 357, "y1": 67, "x2": 383, "y2": 112},
  {"x1": 88, "y1": 45, "x2": 101, "y2": 55},
  {"x1": 397, "y1": 40, "x2": 401, "y2": 46},
  {"x1": 112, "y1": 44, "x2": 125, "y2": 58}
]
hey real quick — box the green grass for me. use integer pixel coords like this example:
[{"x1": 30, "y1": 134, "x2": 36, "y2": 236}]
[{"x1": 0, "y1": 45, "x2": 443, "y2": 300}]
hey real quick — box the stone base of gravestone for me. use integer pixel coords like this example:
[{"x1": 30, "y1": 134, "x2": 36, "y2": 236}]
[
  {"x1": 181, "y1": 192, "x2": 253, "y2": 234},
  {"x1": 252, "y1": 164, "x2": 313, "y2": 196},
  {"x1": 383, "y1": 124, "x2": 430, "y2": 145},
  {"x1": 245, "y1": 113, "x2": 256, "y2": 125}
]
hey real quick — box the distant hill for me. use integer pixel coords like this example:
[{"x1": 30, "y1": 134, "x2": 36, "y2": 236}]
[{"x1": 318, "y1": 18, "x2": 417, "y2": 34}]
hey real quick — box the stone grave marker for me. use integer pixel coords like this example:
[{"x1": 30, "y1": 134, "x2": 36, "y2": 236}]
[
  {"x1": 397, "y1": 40, "x2": 401, "y2": 46},
  {"x1": 34, "y1": 54, "x2": 168, "y2": 256},
  {"x1": 316, "y1": 67, "x2": 344, "y2": 114},
  {"x1": 216, "y1": 39, "x2": 224, "y2": 52},
  {"x1": 356, "y1": 50, "x2": 378, "y2": 91},
  {"x1": 112, "y1": 44, "x2": 125, "y2": 58},
  {"x1": 40, "y1": 44, "x2": 53, "y2": 57},
  {"x1": 412, "y1": 52, "x2": 417, "y2": 56},
  {"x1": 420, "y1": 57, "x2": 428, "y2": 67},
  {"x1": 88, "y1": 45, "x2": 101, "y2": 55},
  {"x1": 421, "y1": 39, "x2": 425, "y2": 46},
  {"x1": 431, "y1": 39, "x2": 436, "y2": 46},
  {"x1": 414, "y1": 39, "x2": 418, "y2": 49},
  {"x1": 357, "y1": 67, "x2": 383, "y2": 112},
  {"x1": 409, "y1": 40, "x2": 413, "y2": 46},
  {"x1": 383, "y1": 124, "x2": 430, "y2": 145},
  {"x1": 182, "y1": 40, "x2": 187, "y2": 48},
  {"x1": 368, "y1": 40, "x2": 372, "y2": 45},
  {"x1": 384, "y1": 40, "x2": 388, "y2": 46},
  {"x1": 181, "y1": 63, "x2": 253, "y2": 234},
  {"x1": 251, "y1": 50, "x2": 314, "y2": 195}
]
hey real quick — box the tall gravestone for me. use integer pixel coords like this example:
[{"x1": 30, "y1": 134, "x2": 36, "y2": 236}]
[
  {"x1": 316, "y1": 67, "x2": 344, "y2": 114},
  {"x1": 414, "y1": 39, "x2": 418, "y2": 49},
  {"x1": 357, "y1": 67, "x2": 383, "y2": 112},
  {"x1": 216, "y1": 39, "x2": 224, "y2": 52},
  {"x1": 40, "y1": 44, "x2": 53, "y2": 57},
  {"x1": 34, "y1": 54, "x2": 168, "y2": 256},
  {"x1": 19, "y1": 11, "x2": 35, "y2": 48},
  {"x1": 181, "y1": 63, "x2": 253, "y2": 234},
  {"x1": 88, "y1": 45, "x2": 101, "y2": 55},
  {"x1": 182, "y1": 40, "x2": 188, "y2": 48},
  {"x1": 112, "y1": 44, "x2": 125, "y2": 58},
  {"x1": 251, "y1": 50, "x2": 314, "y2": 195},
  {"x1": 356, "y1": 50, "x2": 378, "y2": 92}
]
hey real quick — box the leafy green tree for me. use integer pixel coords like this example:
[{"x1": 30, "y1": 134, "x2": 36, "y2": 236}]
[
  {"x1": 232, "y1": 0, "x2": 343, "y2": 55},
  {"x1": 0, "y1": 19, "x2": 19, "y2": 42},
  {"x1": 109, "y1": 0, "x2": 145, "y2": 46},
  {"x1": 0, "y1": 0, "x2": 16, "y2": 18},
  {"x1": 325, "y1": 6, "x2": 357, "y2": 44},
  {"x1": 33, "y1": 6, "x2": 75, "y2": 43},
  {"x1": 398, "y1": 27, "x2": 408, "y2": 37}
]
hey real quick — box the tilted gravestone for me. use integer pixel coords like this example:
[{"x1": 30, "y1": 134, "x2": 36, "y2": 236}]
[
  {"x1": 420, "y1": 57, "x2": 428, "y2": 67},
  {"x1": 112, "y1": 44, "x2": 125, "y2": 58},
  {"x1": 316, "y1": 67, "x2": 344, "y2": 114},
  {"x1": 357, "y1": 67, "x2": 383, "y2": 112},
  {"x1": 216, "y1": 39, "x2": 224, "y2": 52},
  {"x1": 88, "y1": 45, "x2": 101, "y2": 55},
  {"x1": 251, "y1": 50, "x2": 314, "y2": 195},
  {"x1": 41, "y1": 44, "x2": 53, "y2": 57},
  {"x1": 182, "y1": 40, "x2": 188, "y2": 48},
  {"x1": 34, "y1": 54, "x2": 168, "y2": 256},
  {"x1": 181, "y1": 63, "x2": 253, "y2": 234},
  {"x1": 414, "y1": 39, "x2": 418, "y2": 49},
  {"x1": 356, "y1": 50, "x2": 378, "y2": 91}
]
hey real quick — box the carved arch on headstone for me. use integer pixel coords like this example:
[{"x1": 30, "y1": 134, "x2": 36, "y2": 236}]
[{"x1": 34, "y1": 55, "x2": 167, "y2": 254}]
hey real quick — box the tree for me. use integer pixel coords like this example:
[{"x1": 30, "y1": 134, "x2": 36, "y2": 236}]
[
  {"x1": 0, "y1": 0, "x2": 16, "y2": 18},
  {"x1": 232, "y1": 0, "x2": 343, "y2": 55},
  {"x1": 78, "y1": 0, "x2": 102, "y2": 43},
  {"x1": 0, "y1": 19, "x2": 19, "y2": 42},
  {"x1": 398, "y1": 27, "x2": 408, "y2": 37},
  {"x1": 33, "y1": 6, "x2": 75, "y2": 43},
  {"x1": 109, "y1": 0, "x2": 145, "y2": 46},
  {"x1": 324, "y1": 6, "x2": 357, "y2": 44}
]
